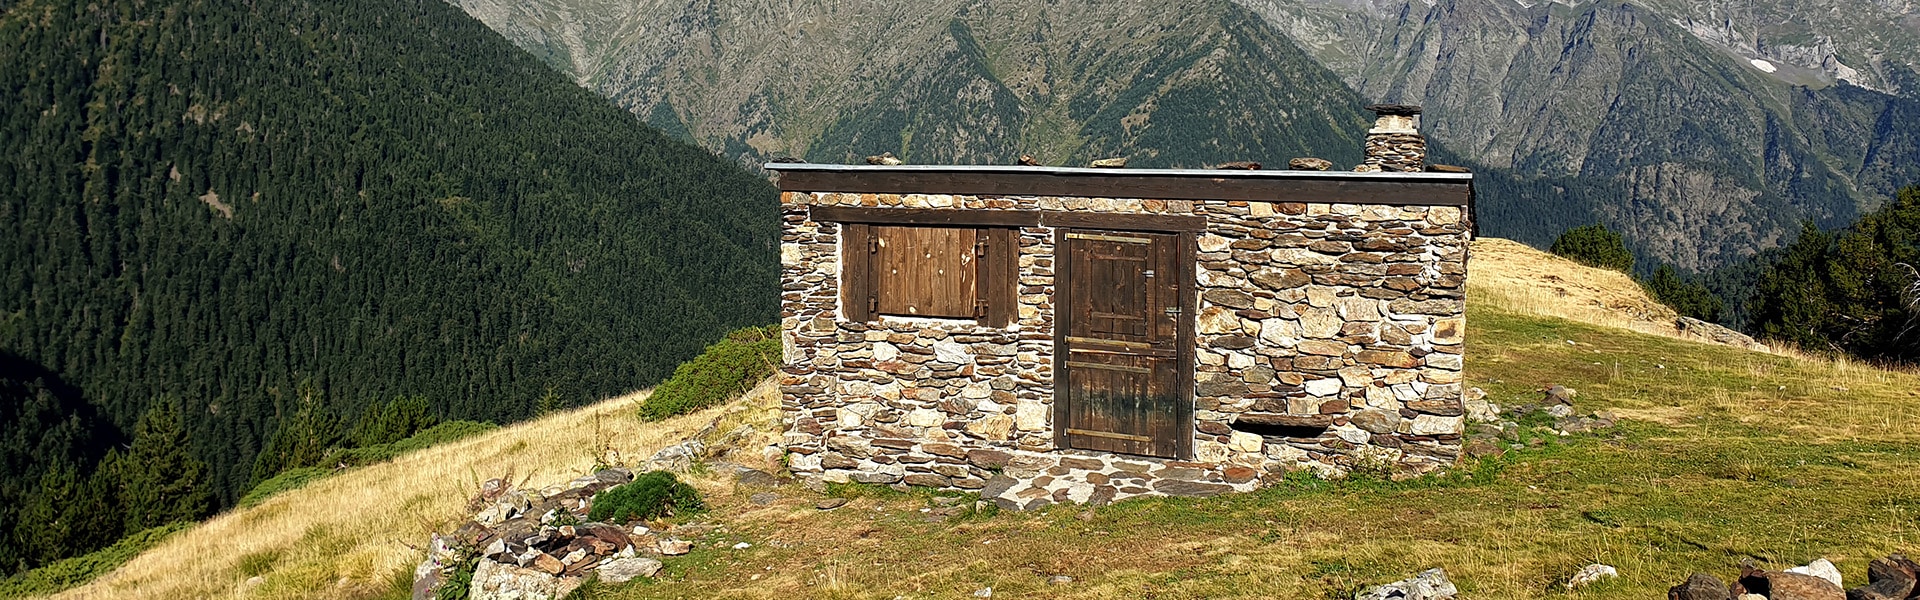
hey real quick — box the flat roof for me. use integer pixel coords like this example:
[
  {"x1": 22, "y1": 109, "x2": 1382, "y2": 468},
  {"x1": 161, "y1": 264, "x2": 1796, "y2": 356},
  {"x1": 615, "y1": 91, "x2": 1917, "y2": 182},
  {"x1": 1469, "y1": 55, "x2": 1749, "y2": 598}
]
[{"x1": 764, "y1": 162, "x2": 1472, "y2": 206}]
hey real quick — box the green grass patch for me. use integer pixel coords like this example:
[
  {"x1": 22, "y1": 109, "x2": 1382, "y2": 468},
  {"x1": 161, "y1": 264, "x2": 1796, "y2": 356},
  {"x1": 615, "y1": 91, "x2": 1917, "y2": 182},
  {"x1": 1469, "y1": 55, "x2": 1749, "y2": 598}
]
[
  {"x1": 240, "y1": 466, "x2": 332, "y2": 508},
  {"x1": 0, "y1": 522, "x2": 191, "y2": 598},
  {"x1": 337, "y1": 420, "x2": 498, "y2": 466},
  {"x1": 639, "y1": 325, "x2": 779, "y2": 420}
]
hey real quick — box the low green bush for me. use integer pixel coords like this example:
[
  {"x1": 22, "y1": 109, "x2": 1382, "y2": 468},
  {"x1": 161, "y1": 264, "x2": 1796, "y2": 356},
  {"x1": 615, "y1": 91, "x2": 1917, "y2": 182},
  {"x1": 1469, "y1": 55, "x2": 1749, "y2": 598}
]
[
  {"x1": 336, "y1": 420, "x2": 497, "y2": 466},
  {"x1": 587, "y1": 471, "x2": 703, "y2": 523},
  {"x1": 0, "y1": 522, "x2": 189, "y2": 598},
  {"x1": 638, "y1": 325, "x2": 779, "y2": 420},
  {"x1": 238, "y1": 466, "x2": 332, "y2": 508}
]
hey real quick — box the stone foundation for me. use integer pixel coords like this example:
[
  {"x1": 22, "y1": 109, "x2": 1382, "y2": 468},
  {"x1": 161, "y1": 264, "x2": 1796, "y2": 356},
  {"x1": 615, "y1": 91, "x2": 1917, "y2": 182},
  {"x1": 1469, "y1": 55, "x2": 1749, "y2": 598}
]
[{"x1": 780, "y1": 190, "x2": 1469, "y2": 507}]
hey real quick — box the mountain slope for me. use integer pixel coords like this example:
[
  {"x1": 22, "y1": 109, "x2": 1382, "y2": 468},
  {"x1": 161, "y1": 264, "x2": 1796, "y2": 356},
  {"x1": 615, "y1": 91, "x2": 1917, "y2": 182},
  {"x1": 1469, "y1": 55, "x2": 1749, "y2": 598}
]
[
  {"x1": 1240, "y1": 0, "x2": 1920, "y2": 269},
  {"x1": 452, "y1": 0, "x2": 1375, "y2": 168},
  {"x1": 455, "y1": 0, "x2": 1920, "y2": 271},
  {"x1": 0, "y1": 0, "x2": 777, "y2": 512}
]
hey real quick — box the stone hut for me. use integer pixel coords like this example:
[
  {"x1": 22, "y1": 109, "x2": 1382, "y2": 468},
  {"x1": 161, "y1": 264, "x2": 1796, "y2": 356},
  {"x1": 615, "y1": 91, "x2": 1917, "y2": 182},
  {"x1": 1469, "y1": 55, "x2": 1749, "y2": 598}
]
[{"x1": 771, "y1": 105, "x2": 1472, "y2": 509}]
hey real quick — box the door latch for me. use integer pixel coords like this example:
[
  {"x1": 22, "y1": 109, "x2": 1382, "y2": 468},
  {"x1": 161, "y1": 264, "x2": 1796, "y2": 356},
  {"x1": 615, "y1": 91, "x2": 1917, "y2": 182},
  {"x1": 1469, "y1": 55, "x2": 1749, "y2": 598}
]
[{"x1": 1164, "y1": 306, "x2": 1182, "y2": 316}]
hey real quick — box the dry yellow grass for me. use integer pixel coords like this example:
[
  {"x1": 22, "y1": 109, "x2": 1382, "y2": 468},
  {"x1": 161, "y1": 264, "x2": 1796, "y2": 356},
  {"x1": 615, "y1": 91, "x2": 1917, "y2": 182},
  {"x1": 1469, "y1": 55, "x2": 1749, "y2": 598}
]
[
  {"x1": 55, "y1": 383, "x2": 780, "y2": 600},
  {"x1": 1467, "y1": 237, "x2": 1684, "y2": 338}
]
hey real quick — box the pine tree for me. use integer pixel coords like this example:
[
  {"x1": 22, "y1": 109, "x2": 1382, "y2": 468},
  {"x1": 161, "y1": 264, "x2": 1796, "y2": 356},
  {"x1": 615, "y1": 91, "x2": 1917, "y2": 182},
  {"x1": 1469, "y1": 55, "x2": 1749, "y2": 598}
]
[
  {"x1": 1551, "y1": 223, "x2": 1636, "y2": 272},
  {"x1": 120, "y1": 402, "x2": 213, "y2": 533},
  {"x1": 1643, "y1": 264, "x2": 1724, "y2": 322}
]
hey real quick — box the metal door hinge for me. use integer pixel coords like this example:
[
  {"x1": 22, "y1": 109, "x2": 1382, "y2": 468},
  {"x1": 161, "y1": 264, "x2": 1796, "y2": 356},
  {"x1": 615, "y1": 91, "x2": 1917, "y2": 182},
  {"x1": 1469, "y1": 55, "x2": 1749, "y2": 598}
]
[{"x1": 1164, "y1": 306, "x2": 1182, "y2": 316}]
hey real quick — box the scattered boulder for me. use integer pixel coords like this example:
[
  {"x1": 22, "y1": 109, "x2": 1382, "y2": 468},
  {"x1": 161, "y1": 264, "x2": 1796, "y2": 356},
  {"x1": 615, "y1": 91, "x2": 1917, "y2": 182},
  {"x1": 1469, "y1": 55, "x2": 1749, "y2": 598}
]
[
  {"x1": 1017, "y1": 155, "x2": 1040, "y2": 166},
  {"x1": 864, "y1": 152, "x2": 902, "y2": 165},
  {"x1": 469, "y1": 558, "x2": 583, "y2": 600},
  {"x1": 1209, "y1": 161, "x2": 1261, "y2": 170},
  {"x1": 1088, "y1": 157, "x2": 1127, "y2": 168},
  {"x1": 1850, "y1": 556, "x2": 1918, "y2": 600},
  {"x1": 596, "y1": 557, "x2": 663, "y2": 584},
  {"x1": 1677, "y1": 317, "x2": 1769, "y2": 352},
  {"x1": 1763, "y1": 571, "x2": 1845, "y2": 600},
  {"x1": 1356, "y1": 568, "x2": 1456, "y2": 600},
  {"x1": 1566, "y1": 563, "x2": 1619, "y2": 590},
  {"x1": 1669, "y1": 572, "x2": 1728, "y2": 600},
  {"x1": 645, "y1": 440, "x2": 707, "y2": 473},
  {"x1": 658, "y1": 539, "x2": 692, "y2": 556},
  {"x1": 1786, "y1": 559, "x2": 1843, "y2": 589},
  {"x1": 1544, "y1": 385, "x2": 1577, "y2": 405},
  {"x1": 815, "y1": 497, "x2": 849, "y2": 510}
]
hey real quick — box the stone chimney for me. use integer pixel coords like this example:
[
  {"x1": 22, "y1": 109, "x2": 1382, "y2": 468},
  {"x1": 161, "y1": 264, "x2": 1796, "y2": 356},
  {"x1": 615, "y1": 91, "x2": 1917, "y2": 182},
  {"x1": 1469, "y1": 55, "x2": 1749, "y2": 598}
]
[{"x1": 1363, "y1": 104, "x2": 1425, "y2": 172}]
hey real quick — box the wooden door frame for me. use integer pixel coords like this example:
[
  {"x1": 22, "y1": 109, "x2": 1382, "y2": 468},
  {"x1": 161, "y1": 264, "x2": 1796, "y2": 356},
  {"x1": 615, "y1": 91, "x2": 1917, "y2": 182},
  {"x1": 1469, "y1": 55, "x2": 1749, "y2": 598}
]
[{"x1": 1051, "y1": 225, "x2": 1197, "y2": 460}]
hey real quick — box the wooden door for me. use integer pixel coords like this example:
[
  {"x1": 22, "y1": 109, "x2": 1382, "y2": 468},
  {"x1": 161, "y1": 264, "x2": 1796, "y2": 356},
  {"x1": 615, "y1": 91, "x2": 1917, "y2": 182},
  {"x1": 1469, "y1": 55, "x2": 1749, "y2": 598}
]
[{"x1": 1055, "y1": 228, "x2": 1193, "y2": 459}]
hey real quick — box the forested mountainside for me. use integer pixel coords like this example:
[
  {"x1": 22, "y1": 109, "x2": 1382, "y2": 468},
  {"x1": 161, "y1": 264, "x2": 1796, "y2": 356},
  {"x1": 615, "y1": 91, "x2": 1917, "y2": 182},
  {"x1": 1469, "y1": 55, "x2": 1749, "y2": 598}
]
[
  {"x1": 452, "y1": 0, "x2": 1374, "y2": 168},
  {"x1": 0, "y1": 0, "x2": 777, "y2": 569},
  {"x1": 452, "y1": 0, "x2": 1920, "y2": 271}
]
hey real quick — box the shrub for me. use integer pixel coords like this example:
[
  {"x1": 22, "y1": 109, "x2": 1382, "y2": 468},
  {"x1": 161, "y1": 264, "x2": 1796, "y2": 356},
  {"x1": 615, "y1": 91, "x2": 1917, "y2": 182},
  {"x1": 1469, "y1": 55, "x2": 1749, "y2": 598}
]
[
  {"x1": 587, "y1": 471, "x2": 703, "y2": 523},
  {"x1": 336, "y1": 420, "x2": 497, "y2": 467},
  {"x1": 1550, "y1": 223, "x2": 1635, "y2": 272},
  {"x1": 638, "y1": 325, "x2": 779, "y2": 420},
  {"x1": 0, "y1": 522, "x2": 189, "y2": 597}
]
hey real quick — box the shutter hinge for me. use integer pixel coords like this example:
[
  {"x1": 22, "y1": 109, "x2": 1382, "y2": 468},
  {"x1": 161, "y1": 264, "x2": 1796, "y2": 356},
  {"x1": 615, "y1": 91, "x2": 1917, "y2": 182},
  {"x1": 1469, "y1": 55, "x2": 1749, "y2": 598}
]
[
  {"x1": 869, "y1": 236, "x2": 879, "y2": 253},
  {"x1": 975, "y1": 239, "x2": 988, "y2": 257},
  {"x1": 868, "y1": 296, "x2": 879, "y2": 313},
  {"x1": 974, "y1": 298, "x2": 990, "y2": 319}
]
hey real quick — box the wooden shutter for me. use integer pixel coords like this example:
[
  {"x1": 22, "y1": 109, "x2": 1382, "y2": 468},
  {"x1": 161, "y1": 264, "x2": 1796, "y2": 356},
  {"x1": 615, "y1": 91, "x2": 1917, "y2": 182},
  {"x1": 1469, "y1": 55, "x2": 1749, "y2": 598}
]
[
  {"x1": 872, "y1": 226, "x2": 976, "y2": 318},
  {"x1": 978, "y1": 227, "x2": 1018, "y2": 327},
  {"x1": 841, "y1": 223, "x2": 874, "y2": 321}
]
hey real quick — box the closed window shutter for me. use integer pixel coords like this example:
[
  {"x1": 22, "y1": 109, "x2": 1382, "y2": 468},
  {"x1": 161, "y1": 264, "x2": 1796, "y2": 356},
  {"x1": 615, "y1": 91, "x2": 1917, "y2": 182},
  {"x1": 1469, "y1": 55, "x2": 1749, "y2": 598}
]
[{"x1": 872, "y1": 226, "x2": 976, "y2": 318}]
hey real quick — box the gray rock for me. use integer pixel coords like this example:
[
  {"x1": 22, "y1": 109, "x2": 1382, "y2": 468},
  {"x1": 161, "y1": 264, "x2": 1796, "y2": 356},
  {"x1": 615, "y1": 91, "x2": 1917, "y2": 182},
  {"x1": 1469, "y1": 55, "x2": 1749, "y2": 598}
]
[
  {"x1": 1786, "y1": 558, "x2": 1842, "y2": 589},
  {"x1": 1668, "y1": 572, "x2": 1727, "y2": 600},
  {"x1": 979, "y1": 475, "x2": 1019, "y2": 499},
  {"x1": 645, "y1": 440, "x2": 707, "y2": 473},
  {"x1": 815, "y1": 497, "x2": 849, "y2": 510},
  {"x1": 1356, "y1": 568, "x2": 1456, "y2": 600},
  {"x1": 1048, "y1": 575, "x2": 1075, "y2": 585},
  {"x1": 1565, "y1": 563, "x2": 1617, "y2": 590},
  {"x1": 469, "y1": 558, "x2": 582, "y2": 600},
  {"x1": 1544, "y1": 385, "x2": 1576, "y2": 405},
  {"x1": 749, "y1": 492, "x2": 780, "y2": 505},
  {"x1": 736, "y1": 468, "x2": 781, "y2": 488},
  {"x1": 657, "y1": 539, "x2": 692, "y2": 556},
  {"x1": 595, "y1": 557, "x2": 663, "y2": 584}
]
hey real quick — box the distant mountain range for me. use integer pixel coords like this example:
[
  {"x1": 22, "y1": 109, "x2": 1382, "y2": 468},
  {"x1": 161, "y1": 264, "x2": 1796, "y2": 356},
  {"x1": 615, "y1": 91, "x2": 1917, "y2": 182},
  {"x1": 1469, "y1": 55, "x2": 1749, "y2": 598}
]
[{"x1": 451, "y1": 0, "x2": 1920, "y2": 270}]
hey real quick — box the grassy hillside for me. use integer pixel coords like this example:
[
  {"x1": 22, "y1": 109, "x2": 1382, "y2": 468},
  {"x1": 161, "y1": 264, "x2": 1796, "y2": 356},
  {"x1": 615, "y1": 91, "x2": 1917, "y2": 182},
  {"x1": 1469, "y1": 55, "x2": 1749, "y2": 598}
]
[{"x1": 56, "y1": 239, "x2": 1920, "y2": 599}]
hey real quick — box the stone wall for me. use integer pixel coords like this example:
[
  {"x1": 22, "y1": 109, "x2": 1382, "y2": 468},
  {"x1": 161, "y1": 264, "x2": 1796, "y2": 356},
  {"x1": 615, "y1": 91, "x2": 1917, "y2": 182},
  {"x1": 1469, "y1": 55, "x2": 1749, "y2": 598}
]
[{"x1": 779, "y1": 190, "x2": 1469, "y2": 508}]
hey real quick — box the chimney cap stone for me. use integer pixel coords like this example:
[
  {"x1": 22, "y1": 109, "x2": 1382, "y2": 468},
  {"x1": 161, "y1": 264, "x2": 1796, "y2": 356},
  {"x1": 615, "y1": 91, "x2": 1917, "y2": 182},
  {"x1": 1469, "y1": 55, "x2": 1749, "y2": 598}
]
[{"x1": 1365, "y1": 103, "x2": 1423, "y2": 116}]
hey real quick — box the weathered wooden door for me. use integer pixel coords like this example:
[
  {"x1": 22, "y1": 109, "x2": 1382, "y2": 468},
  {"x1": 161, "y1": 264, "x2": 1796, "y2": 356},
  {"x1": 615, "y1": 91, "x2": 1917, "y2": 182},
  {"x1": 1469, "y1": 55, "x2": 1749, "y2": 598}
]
[{"x1": 1055, "y1": 228, "x2": 1193, "y2": 459}]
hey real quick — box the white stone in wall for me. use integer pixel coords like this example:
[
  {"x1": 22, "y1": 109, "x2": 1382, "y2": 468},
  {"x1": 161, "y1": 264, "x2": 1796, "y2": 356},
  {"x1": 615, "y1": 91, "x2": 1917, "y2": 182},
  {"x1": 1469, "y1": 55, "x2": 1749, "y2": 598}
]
[
  {"x1": 933, "y1": 340, "x2": 972, "y2": 364},
  {"x1": 1197, "y1": 307, "x2": 1242, "y2": 334},
  {"x1": 1304, "y1": 378, "x2": 1342, "y2": 397},
  {"x1": 1228, "y1": 431, "x2": 1263, "y2": 453},
  {"x1": 1258, "y1": 319, "x2": 1300, "y2": 347},
  {"x1": 1338, "y1": 366, "x2": 1373, "y2": 387},
  {"x1": 1410, "y1": 415, "x2": 1464, "y2": 435},
  {"x1": 1333, "y1": 426, "x2": 1370, "y2": 445},
  {"x1": 837, "y1": 403, "x2": 879, "y2": 429},
  {"x1": 1337, "y1": 297, "x2": 1382, "y2": 322},
  {"x1": 1194, "y1": 441, "x2": 1232, "y2": 462},
  {"x1": 1426, "y1": 353, "x2": 1463, "y2": 370},
  {"x1": 1198, "y1": 234, "x2": 1232, "y2": 252},
  {"x1": 1300, "y1": 308, "x2": 1342, "y2": 338},
  {"x1": 1305, "y1": 286, "x2": 1338, "y2": 308},
  {"x1": 1271, "y1": 248, "x2": 1338, "y2": 266},
  {"x1": 1226, "y1": 352, "x2": 1255, "y2": 369},
  {"x1": 872, "y1": 342, "x2": 899, "y2": 362},
  {"x1": 961, "y1": 381, "x2": 992, "y2": 399},
  {"x1": 906, "y1": 408, "x2": 944, "y2": 427},
  {"x1": 1014, "y1": 400, "x2": 1047, "y2": 431}
]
